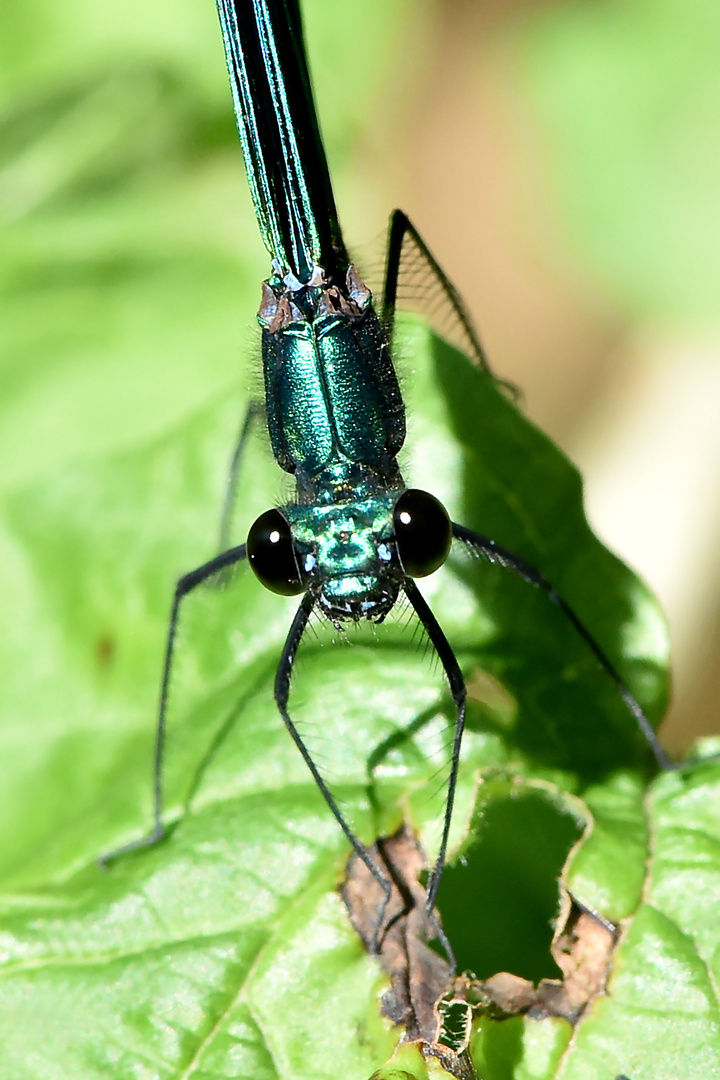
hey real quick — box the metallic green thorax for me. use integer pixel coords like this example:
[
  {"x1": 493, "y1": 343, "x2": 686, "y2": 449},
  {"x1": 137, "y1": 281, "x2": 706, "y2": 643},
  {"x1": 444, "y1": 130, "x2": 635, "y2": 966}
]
[
  {"x1": 258, "y1": 265, "x2": 407, "y2": 619},
  {"x1": 259, "y1": 266, "x2": 405, "y2": 500}
]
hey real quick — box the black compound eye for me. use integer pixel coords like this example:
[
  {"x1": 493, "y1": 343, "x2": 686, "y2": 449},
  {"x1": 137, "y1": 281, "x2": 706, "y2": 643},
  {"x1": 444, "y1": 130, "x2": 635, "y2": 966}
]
[
  {"x1": 247, "y1": 508, "x2": 304, "y2": 596},
  {"x1": 393, "y1": 488, "x2": 452, "y2": 578}
]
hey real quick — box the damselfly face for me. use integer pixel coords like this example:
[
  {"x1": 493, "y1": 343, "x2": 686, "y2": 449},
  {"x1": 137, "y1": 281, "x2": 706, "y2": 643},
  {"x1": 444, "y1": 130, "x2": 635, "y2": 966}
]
[
  {"x1": 246, "y1": 487, "x2": 453, "y2": 622},
  {"x1": 289, "y1": 495, "x2": 400, "y2": 622}
]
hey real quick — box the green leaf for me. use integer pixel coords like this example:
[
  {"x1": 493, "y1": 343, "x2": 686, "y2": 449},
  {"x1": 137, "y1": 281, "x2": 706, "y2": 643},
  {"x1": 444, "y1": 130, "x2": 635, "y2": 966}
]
[
  {"x1": 0, "y1": 319, "x2": 678, "y2": 1077},
  {"x1": 466, "y1": 761, "x2": 720, "y2": 1080},
  {"x1": 564, "y1": 771, "x2": 649, "y2": 922}
]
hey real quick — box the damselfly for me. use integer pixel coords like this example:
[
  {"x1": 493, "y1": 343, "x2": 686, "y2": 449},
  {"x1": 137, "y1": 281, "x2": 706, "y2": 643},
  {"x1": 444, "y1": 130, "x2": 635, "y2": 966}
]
[{"x1": 102, "y1": 0, "x2": 672, "y2": 941}]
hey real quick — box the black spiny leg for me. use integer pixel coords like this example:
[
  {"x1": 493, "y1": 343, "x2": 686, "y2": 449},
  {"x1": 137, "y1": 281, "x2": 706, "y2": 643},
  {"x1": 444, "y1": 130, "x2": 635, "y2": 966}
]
[
  {"x1": 99, "y1": 542, "x2": 248, "y2": 866},
  {"x1": 451, "y1": 522, "x2": 675, "y2": 771},
  {"x1": 403, "y1": 578, "x2": 467, "y2": 916},
  {"x1": 275, "y1": 593, "x2": 393, "y2": 952},
  {"x1": 401, "y1": 579, "x2": 466, "y2": 973},
  {"x1": 218, "y1": 400, "x2": 264, "y2": 555}
]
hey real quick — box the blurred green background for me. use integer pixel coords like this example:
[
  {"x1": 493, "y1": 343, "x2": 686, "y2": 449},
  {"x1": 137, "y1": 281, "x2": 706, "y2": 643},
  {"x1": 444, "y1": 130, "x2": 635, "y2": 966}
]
[{"x1": 1, "y1": 0, "x2": 718, "y2": 765}]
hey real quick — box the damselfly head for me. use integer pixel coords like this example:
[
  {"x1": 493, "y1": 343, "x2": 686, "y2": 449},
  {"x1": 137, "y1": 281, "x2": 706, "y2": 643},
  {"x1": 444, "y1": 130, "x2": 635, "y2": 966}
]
[
  {"x1": 246, "y1": 493, "x2": 401, "y2": 620},
  {"x1": 286, "y1": 494, "x2": 399, "y2": 622},
  {"x1": 247, "y1": 487, "x2": 453, "y2": 624}
]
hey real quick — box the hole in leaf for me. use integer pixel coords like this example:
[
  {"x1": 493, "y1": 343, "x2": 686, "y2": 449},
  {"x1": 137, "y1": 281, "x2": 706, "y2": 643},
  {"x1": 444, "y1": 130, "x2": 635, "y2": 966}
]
[{"x1": 436, "y1": 789, "x2": 582, "y2": 982}]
